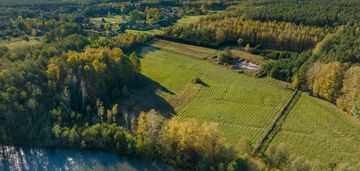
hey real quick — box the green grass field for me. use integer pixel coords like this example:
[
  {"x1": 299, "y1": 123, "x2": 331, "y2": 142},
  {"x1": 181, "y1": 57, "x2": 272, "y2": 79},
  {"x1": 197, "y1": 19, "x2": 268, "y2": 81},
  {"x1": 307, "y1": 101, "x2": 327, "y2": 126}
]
[
  {"x1": 90, "y1": 15, "x2": 126, "y2": 24},
  {"x1": 0, "y1": 39, "x2": 41, "y2": 49},
  {"x1": 125, "y1": 29, "x2": 164, "y2": 35},
  {"x1": 268, "y1": 93, "x2": 360, "y2": 165},
  {"x1": 138, "y1": 40, "x2": 360, "y2": 165},
  {"x1": 139, "y1": 39, "x2": 292, "y2": 144},
  {"x1": 151, "y1": 39, "x2": 219, "y2": 59},
  {"x1": 174, "y1": 15, "x2": 204, "y2": 26}
]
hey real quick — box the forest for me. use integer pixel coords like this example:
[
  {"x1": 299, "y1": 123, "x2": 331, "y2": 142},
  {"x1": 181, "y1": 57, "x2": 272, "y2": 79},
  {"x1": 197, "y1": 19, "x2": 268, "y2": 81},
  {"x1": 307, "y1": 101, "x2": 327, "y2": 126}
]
[
  {"x1": 165, "y1": 13, "x2": 331, "y2": 51},
  {"x1": 234, "y1": 0, "x2": 360, "y2": 27},
  {"x1": 261, "y1": 24, "x2": 360, "y2": 118}
]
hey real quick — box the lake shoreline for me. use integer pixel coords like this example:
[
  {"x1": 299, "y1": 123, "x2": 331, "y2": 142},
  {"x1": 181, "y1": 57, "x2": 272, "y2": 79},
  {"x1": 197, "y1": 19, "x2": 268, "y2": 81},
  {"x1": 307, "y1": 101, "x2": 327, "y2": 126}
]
[{"x1": 0, "y1": 145, "x2": 176, "y2": 171}]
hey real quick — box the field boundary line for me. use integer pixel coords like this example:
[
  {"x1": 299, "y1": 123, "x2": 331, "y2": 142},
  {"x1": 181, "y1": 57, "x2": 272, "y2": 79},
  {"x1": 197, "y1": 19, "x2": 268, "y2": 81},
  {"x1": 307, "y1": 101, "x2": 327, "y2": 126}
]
[{"x1": 252, "y1": 89, "x2": 300, "y2": 156}]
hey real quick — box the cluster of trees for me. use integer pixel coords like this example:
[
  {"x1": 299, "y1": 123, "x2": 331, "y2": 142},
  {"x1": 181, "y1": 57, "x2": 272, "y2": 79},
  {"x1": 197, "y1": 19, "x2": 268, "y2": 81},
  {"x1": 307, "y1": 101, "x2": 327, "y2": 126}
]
[
  {"x1": 233, "y1": 0, "x2": 360, "y2": 27},
  {"x1": 129, "y1": 7, "x2": 163, "y2": 23},
  {"x1": 0, "y1": 44, "x2": 141, "y2": 143},
  {"x1": 86, "y1": 1, "x2": 207, "y2": 23},
  {"x1": 262, "y1": 24, "x2": 360, "y2": 118},
  {"x1": 217, "y1": 48, "x2": 234, "y2": 64},
  {"x1": 0, "y1": 16, "x2": 43, "y2": 38},
  {"x1": 40, "y1": 20, "x2": 91, "y2": 52},
  {"x1": 254, "y1": 50, "x2": 293, "y2": 60},
  {"x1": 337, "y1": 66, "x2": 360, "y2": 117},
  {"x1": 55, "y1": 111, "x2": 260, "y2": 170},
  {"x1": 0, "y1": 4, "x2": 87, "y2": 40},
  {"x1": 260, "y1": 51, "x2": 311, "y2": 81},
  {"x1": 43, "y1": 22, "x2": 86, "y2": 43},
  {"x1": 165, "y1": 13, "x2": 330, "y2": 51},
  {"x1": 84, "y1": 2, "x2": 135, "y2": 17},
  {"x1": 0, "y1": 0, "x2": 80, "y2": 6},
  {"x1": 92, "y1": 32, "x2": 153, "y2": 51},
  {"x1": 0, "y1": 45, "x2": 60, "y2": 144},
  {"x1": 58, "y1": 34, "x2": 90, "y2": 52},
  {"x1": 305, "y1": 62, "x2": 360, "y2": 118},
  {"x1": 47, "y1": 47, "x2": 142, "y2": 122},
  {"x1": 306, "y1": 62, "x2": 344, "y2": 102},
  {"x1": 313, "y1": 25, "x2": 360, "y2": 63}
]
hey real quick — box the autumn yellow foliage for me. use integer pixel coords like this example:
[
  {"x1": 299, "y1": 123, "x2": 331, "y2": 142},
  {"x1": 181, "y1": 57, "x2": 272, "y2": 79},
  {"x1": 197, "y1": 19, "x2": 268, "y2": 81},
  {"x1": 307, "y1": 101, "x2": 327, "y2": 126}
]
[
  {"x1": 310, "y1": 62, "x2": 344, "y2": 101},
  {"x1": 337, "y1": 66, "x2": 360, "y2": 114}
]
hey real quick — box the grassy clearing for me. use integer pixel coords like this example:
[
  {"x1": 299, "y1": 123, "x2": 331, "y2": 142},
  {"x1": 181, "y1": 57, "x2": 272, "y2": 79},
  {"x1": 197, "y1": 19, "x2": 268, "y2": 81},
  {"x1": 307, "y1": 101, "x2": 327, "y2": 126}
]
[
  {"x1": 125, "y1": 29, "x2": 164, "y2": 35},
  {"x1": 175, "y1": 15, "x2": 204, "y2": 26},
  {"x1": 268, "y1": 93, "x2": 360, "y2": 165},
  {"x1": 151, "y1": 39, "x2": 219, "y2": 59},
  {"x1": 0, "y1": 39, "x2": 41, "y2": 49},
  {"x1": 139, "y1": 40, "x2": 292, "y2": 144},
  {"x1": 230, "y1": 49, "x2": 269, "y2": 65},
  {"x1": 90, "y1": 15, "x2": 126, "y2": 24}
]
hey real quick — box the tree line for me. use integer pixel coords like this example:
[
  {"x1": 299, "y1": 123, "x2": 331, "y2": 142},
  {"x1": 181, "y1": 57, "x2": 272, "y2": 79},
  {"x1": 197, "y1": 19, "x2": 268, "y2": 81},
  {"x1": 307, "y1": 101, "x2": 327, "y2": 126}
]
[
  {"x1": 233, "y1": 0, "x2": 360, "y2": 27},
  {"x1": 92, "y1": 32, "x2": 153, "y2": 51},
  {"x1": 165, "y1": 13, "x2": 331, "y2": 51},
  {"x1": 0, "y1": 3, "x2": 88, "y2": 40},
  {"x1": 55, "y1": 111, "x2": 348, "y2": 170},
  {"x1": 262, "y1": 24, "x2": 360, "y2": 119}
]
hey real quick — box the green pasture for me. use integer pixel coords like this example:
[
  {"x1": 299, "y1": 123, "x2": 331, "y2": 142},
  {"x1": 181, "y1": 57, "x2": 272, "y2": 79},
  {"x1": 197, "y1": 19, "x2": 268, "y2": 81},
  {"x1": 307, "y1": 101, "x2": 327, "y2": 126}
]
[
  {"x1": 137, "y1": 39, "x2": 292, "y2": 144},
  {"x1": 268, "y1": 93, "x2": 360, "y2": 165}
]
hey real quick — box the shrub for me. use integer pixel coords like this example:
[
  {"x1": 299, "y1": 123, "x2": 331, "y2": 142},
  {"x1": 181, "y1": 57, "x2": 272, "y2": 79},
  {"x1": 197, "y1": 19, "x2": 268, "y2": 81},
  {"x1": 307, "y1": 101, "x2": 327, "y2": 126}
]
[
  {"x1": 218, "y1": 49, "x2": 233, "y2": 64},
  {"x1": 192, "y1": 76, "x2": 205, "y2": 85},
  {"x1": 23, "y1": 35, "x2": 30, "y2": 41}
]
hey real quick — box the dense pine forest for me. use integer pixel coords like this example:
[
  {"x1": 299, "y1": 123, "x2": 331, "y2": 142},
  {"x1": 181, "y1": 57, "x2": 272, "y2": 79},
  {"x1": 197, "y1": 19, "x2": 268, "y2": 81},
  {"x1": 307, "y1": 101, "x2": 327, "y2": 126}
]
[
  {"x1": 1, "y1": 0, "x2": 360, "y2": 170},
  {"x1": 235, "y1": 0, "x2": 360, "y2": 27}
]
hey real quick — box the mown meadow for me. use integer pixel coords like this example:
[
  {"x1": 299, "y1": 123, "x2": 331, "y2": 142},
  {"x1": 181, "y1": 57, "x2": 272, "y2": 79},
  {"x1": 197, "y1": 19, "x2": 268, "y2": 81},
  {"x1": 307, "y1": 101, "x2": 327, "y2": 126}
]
[
  {"x1": 174, "y1": 15, "x2": 204, "y2": 27},
  {"x1": 268, "y1": 93, "x2": 360, "y2": 165},
  {"x1": 139, "y1": 39, "x2": 292, "y2": 144},
  {"x1": 137, "y1": 39, "x2": 360, "y2": 166}
]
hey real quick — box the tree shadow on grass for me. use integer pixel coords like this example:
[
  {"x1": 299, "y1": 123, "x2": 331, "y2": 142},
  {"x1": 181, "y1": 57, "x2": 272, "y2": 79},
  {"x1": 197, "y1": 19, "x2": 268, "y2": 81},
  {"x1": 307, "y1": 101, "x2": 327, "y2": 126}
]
[
  {"x1": 122, "y1": 75, "x2": 176, "y2": 118},
  {"x1": 133, "y1": 43, "x2": 159, "y2": 58}
]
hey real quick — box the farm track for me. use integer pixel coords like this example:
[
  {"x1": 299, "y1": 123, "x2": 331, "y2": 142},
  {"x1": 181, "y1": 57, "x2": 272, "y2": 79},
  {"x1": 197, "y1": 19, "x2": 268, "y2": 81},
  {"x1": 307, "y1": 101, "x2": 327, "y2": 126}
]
[{"x1": 253, "y1": 89, "x2": 301, "y2": 156}]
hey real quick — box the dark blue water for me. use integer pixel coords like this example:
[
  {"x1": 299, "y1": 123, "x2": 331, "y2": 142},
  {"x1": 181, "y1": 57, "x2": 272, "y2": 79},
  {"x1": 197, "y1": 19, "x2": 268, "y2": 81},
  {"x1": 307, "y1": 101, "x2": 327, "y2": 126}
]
[{"x1": 0, "y1": 146, "x2": 175, "y2": 171}]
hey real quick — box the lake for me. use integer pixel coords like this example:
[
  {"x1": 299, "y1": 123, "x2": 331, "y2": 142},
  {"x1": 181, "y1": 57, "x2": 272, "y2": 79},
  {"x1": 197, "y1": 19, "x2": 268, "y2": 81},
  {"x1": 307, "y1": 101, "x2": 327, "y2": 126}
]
[{"x1": 0, "y1": 146, "x2": 175, "y2": 171}]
